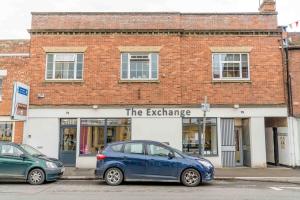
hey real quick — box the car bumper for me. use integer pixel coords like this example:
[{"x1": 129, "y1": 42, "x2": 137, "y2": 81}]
[
  {"x1": 95, "y1": 168, "x2": 105, "y2": 179},
  {"x1": 202, "y1": 168, "x2": 214, "y2": 182},
  {"x1": 45, "y1": 167, "x2": 65, "y2": 181}
]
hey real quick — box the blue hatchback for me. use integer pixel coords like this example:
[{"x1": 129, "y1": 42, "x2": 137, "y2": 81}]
[{"x1": 95, "y1": 140, "x2": 214, "y2": 186}]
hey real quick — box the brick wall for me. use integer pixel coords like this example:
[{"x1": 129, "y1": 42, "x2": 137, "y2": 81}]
[
  {"x1": 28, "y1": 33, "x2": 285, "y2": 106},
  {"x1": 289, "y1": 48, "x2": 300, "y2": 116}
]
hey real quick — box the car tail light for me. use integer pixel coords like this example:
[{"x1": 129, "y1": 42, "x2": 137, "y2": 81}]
[{"x1": 96, "y1": 154, "x2": 106, "y2": 160}]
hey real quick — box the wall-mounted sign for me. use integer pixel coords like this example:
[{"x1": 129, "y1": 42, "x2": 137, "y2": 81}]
[
  {"x1": 11, "y1": 82, "x2": 30, "y2": 121},
  {"x1": 125, "y1": 108, "x2": 191, "y2": 117}
]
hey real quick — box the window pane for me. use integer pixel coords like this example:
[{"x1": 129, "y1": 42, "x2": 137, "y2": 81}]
[
  {"x1": 147, "y1": 144, "x2": 171, "y2": 157},
  {"x1": 213, "y1": 54, "x2": 220, "y2": 79},
  {"x1": 182, "y1": 118, "x2": 217, "y2": 156},
  {"x1": 151, "y1": 53, "x2": 158, "y2": 79},
  {"x1": 0, "y1": 122, "x2": 13, "y2": 142},
  {"x1": 106, "y1": 119, "x2": 131, "y2": 144},
  {"x1": 76, "y1": 63, "x2": 83, "y2": 79},
  {"x1": 121, "y1": 53, "x2": 129, "y2": 79},
  {"x1": 46, "y1": 54, "x2": 54, "y2": 79},
  {"x1": 129, "y1": 53, "x2": 151, "y2": 80},
  {"x1": 111, "y1": 144, "x2": 123, "y2": 152},
  {"x1": 0, "y1": 145, "x2": 23, "y2": 157},
  {"x1": 242, "y1": 54, "x2": 248, "y2": 62},
  {"x1": 124, "y1": 143, "x2": 143, "y2": 154},
  {"x1": 80, "y1": 119, "x2": 105, "y2": 155},
  {"x1": 55, "y1": 54, "x2": 75, "y2": 62},
  {"x1": 77, "y1": 54, "x2": 83, "y2": 63}
]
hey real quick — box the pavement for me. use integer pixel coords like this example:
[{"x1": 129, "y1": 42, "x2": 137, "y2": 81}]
[
  {"x1": 62, "y1": 167, "x2": 300, "y2": 184},
  {"x1": 1, "y1": 180, "x2": 300, "y2": 200}
]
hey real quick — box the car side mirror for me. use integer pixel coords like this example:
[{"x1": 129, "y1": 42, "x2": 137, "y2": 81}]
[
  {"x1": 20, "y1": 154, "x2": 27, "y2": 160},
  {"x1": 168, "y1": 152, "x2": 175, "y2": 159}
]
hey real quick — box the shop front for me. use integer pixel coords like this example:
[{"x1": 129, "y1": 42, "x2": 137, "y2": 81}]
[{"x1": 24, "y1": 106, "x2": 287, "y2": 168}]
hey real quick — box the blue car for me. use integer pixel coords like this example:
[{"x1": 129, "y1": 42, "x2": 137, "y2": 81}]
[{"x1": 95, "y1": 140, "x2": 214, "y2": 186}]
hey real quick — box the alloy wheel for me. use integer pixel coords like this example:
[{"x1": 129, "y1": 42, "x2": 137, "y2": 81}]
[
  {"x1": 182, "y1": 169, "x2": 201, "y2": 187},
  {"x1": 105, "y1": 168, "x2": 123, "y2": 186}
]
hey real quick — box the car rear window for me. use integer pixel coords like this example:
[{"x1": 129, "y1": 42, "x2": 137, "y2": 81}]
[{"x1": 110, "y1": 144, "x2": 123, "y2": 152}]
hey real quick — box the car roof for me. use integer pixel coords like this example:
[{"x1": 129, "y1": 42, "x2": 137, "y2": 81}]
[{"x1": 107, "y1": 140, "x2": 164, "y2": 146}]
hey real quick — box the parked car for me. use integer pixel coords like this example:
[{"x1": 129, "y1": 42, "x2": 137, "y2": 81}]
[
  {"x1": 95, "y1": 140, "x2": 214, "y2": 186},
  {"x1": 0, "y1": 142, "x2": 64, "y2": 185}
]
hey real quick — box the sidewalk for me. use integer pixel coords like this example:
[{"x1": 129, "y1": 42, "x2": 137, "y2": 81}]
[{"x1": 62, "y1": 167, "x2": 300, "y2": 184}]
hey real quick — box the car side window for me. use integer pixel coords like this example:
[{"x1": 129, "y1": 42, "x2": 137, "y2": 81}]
[
  {"x1": 147, "y1": 144, "x2": 172, "y2": 157},
  {"x1": 0, "y1": 144, "x2": 23, "y2": 157},
  {"x1": 110, "y1": 144, "x2": 123, "y2": 152},
  {"x1": 124, "y1": 143, "x2": 144, "y2": 155}
]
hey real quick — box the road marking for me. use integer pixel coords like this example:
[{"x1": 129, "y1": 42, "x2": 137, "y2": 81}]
[
  {"x1": 269, "y1": 187, "x2": 283, "y2": 191},
  {"x1": 280, "y1": 187, "x2": 300, "y2": 190}
]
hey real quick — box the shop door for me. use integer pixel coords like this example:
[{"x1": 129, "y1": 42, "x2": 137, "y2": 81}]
[
  {"x1": 221, "y1": 119, "x2": 235, "y2": 167},
  {"x1": 242, "y1": 119, "x2": 251, "y2": 167},
  {"x1": 59, "y1": 119, "x2": 77, "y2": 166}
]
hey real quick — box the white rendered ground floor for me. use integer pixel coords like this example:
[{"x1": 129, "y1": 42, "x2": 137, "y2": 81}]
[{"x1": 22, "y1": 106, "x2": 299, "y2": 168}]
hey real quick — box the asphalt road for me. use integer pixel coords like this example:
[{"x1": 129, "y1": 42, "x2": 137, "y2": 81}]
[{"x1": 0, "y1": 180, "x2": 300, "y2": 200}]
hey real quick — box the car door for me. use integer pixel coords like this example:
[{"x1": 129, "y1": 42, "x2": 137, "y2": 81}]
[
  {"x1": 145, "y1": 144, "x2": 179, "y2": 180},
  {"x1": 122, "y1": 142, "x2": 147, "y2": 179},
  {"x1": 0, "y1": 144, "x2": 32, "y2": 179}
]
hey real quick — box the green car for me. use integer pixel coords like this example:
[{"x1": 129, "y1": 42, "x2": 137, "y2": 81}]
[{"x1": 0, "y1": 142, "x2": 64, "y2": 185}]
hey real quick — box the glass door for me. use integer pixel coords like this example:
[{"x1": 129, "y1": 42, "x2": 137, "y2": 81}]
[{"x1": 59, "y1": 119, "x2": 77, "y2": 166}]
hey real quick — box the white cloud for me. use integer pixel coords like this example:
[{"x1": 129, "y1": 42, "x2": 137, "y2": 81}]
[{"x1": 0, "y1": 0, "x2": 299, "y2": 39}]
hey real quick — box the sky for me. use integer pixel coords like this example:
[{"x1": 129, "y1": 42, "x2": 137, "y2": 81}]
[{"x1": 0, "y1": 0, "x2": 299, "y2": 39}]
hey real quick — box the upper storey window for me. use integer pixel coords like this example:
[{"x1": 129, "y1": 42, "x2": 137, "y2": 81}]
[
  {"x1": 212, "y1": 53, "x2": 250, "y2": 80},
  {"x1": 121, "y1": 53, "x2": 159, "y2": 81},
  {"x1": 46, "y1": 53, "x2": 84, "y2": 80}
]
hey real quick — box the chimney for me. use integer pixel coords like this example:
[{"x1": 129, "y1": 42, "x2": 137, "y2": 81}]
[{"x1": 259, "y1": 0, "x2": 276, "y2": 13}]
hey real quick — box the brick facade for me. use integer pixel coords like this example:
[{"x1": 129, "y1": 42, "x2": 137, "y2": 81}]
[
  {"x1": 288, "y1": 32, "x2": 300, "y2": 116},
  {"x1": 27, "y1": 11, "x2": 285, "y2": 107},
  {"x1": 0, "y1": 40, "x2": 29, "y2": 143}
]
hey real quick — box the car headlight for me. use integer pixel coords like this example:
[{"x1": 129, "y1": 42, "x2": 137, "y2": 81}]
[
  {"x1": 46, "y1": 161, "x2": 58, "y2": 168},
  {"x1": 197, "y1": 159, "x2": 212, "y2": 168}
]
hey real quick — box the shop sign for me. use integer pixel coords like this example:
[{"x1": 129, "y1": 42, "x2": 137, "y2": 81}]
[
  {"x1": 125, "y1": 108, "x2": 192, "y2": 117},
  {"x1": 11, "y1": 82, "x2": 30, "y2": 121}
]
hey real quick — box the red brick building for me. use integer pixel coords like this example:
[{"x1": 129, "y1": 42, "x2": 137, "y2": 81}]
[
  {"x1": 1, "y1": 0, "x2": 295, "y2": 168},
  {"x1": 0, "y1": 40, "x2": 30, "y2": 144}
]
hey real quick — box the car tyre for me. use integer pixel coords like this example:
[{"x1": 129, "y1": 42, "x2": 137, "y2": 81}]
[
  {"x1": 27, "y1": 168, "x2": 45, "y2": 185},
  {"x1": 104, "y1": 167, "x2": 123, "y2": 186},
  {"x1": 181, "y1": 168, "x2": 201, "y2": 187}
]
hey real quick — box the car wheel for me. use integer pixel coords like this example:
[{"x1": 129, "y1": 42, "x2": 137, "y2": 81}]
[
  {"x1": 27, "y1": 168, "x2": 45, "y2": 185},
  {"x1": 104, "y1": 167, "x2": 123, "y2": 186},
  {"x1": 181, "y1": 168, "x2": 201, "y2": 187}
]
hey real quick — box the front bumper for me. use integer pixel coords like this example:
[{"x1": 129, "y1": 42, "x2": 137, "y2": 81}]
[
  {"x1": 45, "y1": 167, "x2": 65, "y2": 181},
  {"x1": 202, "y1": 168, "x2": 214, "y2": 182}
]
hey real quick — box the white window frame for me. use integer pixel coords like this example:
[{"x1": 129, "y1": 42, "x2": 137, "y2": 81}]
[
  {"x1": 120, "y1": 52, "x2": 159, "y2": 81},
  {"x1": 45, "y1": 53, "x2": 84, "y2": 81},
  {"x1": 212, "y1": 53, "x2": 250, "y2": 81}
]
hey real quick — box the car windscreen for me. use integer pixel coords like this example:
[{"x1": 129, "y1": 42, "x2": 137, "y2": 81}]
[{"x1": 20, "y1": 144, "x2": 44, "y2": 156}]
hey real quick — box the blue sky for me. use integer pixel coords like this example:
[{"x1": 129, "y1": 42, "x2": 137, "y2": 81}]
[{"x1": 0, "y1": 0, "x2": 299, "y2": 39}]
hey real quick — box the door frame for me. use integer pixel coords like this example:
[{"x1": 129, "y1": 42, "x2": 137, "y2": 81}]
[{"x1": 59, "y1": 119, "x2": 77, "y2": 167}]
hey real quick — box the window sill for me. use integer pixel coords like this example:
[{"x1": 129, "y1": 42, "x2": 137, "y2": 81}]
[
  {"x1": 212, "y1": 79, "x2": 251, "y2": 83},
  {"x1": 119, "y1": 80, "x2": 160, "y2": 83},
  {"x1": 44, "y1": 79, "x2": 84, "y2": 83}
]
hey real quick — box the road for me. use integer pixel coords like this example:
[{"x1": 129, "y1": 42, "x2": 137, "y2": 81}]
[{"x1": 0, "y1": 180, "x2": 299, "y2": 200}]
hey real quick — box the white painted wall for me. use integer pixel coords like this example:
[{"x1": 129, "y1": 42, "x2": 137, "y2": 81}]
[
  {"x1": 24, "y1": 118, "x2": 59, "y2": 159},
  {"x1": 250, "y1": 117, "x2": 267, "y2": 168},
  {"x1": 131, "y1": 118, "x2": 182, "y2": 150}
]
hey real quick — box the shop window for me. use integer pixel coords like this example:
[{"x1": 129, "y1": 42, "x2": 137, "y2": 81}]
[
  {"x1": 0, "y1": 122, "x2": 13, "y2": 142},
  {"x1": 212, "y1": 53, "x2": 249, "y2": 80},
  {"x1": 121, "y1": 53, "x2": 159, "y2": 80},
  {"x1": 46, "y1": 53, "x2": 84, "y2": 80},
  {"x1": 80, "y1": 119, "x2": 131, "y2": 156},
  {"x1": 182, "y1": 118, "x2": 218, "y2": 156}
]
